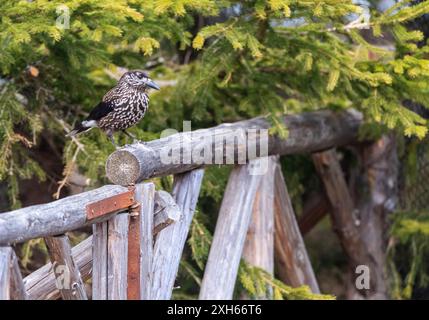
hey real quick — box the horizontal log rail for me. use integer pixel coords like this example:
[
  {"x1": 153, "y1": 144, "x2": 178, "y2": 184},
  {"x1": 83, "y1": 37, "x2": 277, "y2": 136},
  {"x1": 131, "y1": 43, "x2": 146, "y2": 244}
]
[
  {"x1": 0, "y1": 187, "x2": 182, "y2": 246},
  {"x1": 0, "y1": 185, "x2": 129, "y2": 245},
  {"x1": 106, "y1": 109, "x2": 363, "y2": 185},
  {"x1": 0, "y1": 109, "x2": 362, "y2": 246}
]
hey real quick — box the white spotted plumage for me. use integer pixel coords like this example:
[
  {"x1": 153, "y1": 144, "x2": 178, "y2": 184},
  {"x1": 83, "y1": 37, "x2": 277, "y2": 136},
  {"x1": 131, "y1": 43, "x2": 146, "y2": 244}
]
[{"x1": 67, "y1": 70, "x2": 159, "y2": 146}]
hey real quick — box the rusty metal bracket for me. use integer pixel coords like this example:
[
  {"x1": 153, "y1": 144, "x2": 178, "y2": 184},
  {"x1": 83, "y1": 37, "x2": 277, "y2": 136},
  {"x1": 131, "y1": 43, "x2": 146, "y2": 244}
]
[
  {"x1": 85, "y1": 187, "x2": 136, "y2": 221},
  {"x1": 127, "y1": 201, "x2": 141, "y2": 300}
]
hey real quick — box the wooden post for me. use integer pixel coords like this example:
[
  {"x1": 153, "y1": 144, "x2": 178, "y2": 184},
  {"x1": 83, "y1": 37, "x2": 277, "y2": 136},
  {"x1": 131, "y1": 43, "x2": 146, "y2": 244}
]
[
  {"x1": 0, "y1": 246, "x2": 27, "y2": 300},
  {"x1": 92, "y1": 222, "x2": 108, "y2": 300},
  {"x1": 0, "y1": 247, "x2": 12, "y2": 300},
  {"x1": 25, "y1": 236, "x2": 92, "y2": 300},
  {"x1": 9, "y1": 248, "x2": 27, "y2": 300},
  {"x1": 107, "y1": 213, "x2": 129, "y2": 300},
  {"x1": 274, "y1": 162, "x2": 320, "y2": 293},
  {"x1": 151, "y1": 169, "x2": 204, "y2": 300},
  {"x1": 139, "y1": 184, "x2": 155, "y2": 300},
  {"x1": 199, "y1": 160, "x2": 263, "y2": 300},
  {"x1": 242, "y1": 156, "x2": 277, "y2": 299},
  {"x1": 44, "y1": 235, "x2": 88, "y2": 300},
  {"x1": 93, "y1": 213, "x2": 129, "y2": 300},
  {"x1": 0, "y1": 246, "x2": 26, "y2": 300}
]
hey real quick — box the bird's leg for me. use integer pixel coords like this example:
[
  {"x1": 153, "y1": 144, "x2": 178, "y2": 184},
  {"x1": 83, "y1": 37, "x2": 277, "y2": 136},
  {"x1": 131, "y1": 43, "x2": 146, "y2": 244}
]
[
  {"x1": 122, "y1": 129, "x2": 142, "y2": 144},
  {"x1": 107, "y1": 131, "x2": 119, "y2": 149}
]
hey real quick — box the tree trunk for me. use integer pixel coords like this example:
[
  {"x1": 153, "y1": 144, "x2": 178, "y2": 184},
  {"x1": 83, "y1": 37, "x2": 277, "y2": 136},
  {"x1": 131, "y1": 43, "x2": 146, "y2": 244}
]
[
  {"x1": 312, "y1": 137, "x2": 397, "y2": 299},
  {"x1": 347, "y1": 135, "x2": 398, "y2": 299}
]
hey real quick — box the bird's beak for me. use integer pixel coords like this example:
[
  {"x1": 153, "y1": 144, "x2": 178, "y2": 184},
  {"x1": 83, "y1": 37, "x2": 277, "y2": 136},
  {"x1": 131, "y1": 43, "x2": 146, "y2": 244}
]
[{"x1": 147, "y1": 80, "x2": 160, "y2": 90}]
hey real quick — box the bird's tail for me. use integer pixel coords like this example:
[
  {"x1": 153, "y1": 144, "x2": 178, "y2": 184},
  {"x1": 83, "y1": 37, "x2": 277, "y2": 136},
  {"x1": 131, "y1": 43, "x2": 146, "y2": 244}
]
[{"x1": 66, "y1": 121, "x2": 95, "y2": 137}]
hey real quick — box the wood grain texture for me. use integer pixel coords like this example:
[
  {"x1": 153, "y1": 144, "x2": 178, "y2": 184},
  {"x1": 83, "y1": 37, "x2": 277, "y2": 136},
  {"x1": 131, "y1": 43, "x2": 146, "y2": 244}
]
[
  {"x1": 199, "y1": 161, "x2": 263, "y2": 300},
  {"x1": 44, "y1": 235, "x2": 87, "y2": 300},
  {"x1": 0, "y1": 247, "x2": 12, "y2": 300},
  {"x1": 242, "y1": 156, "x2": 277, "y2": 299},
  {"x1": 133, "y1": 183, "x2": 155, "y2": 300},
  {"x1": 89, "y1": 214, "x2": 130, "y2": 300},
  {"x1": 107, "y1": 213, "x2": 129, "y2": 300},
  {"x1": 0, "y1": 247, "x2": 26, "y2": 300},
  {"x1": 0, "y1": 185, "x2": 128, "y2": 245},
  {"x1": 273, "y1": 162, "x2": 320, "y2": 293},
  {"x1": 153, "y1": 190, "x2": 181, "y2": 236},
  {"x1": 9, "y1": 248, "x2": 27, "y2": 300},
  {"x1": 24, "y1": 236, "x2": 92, "y2": 300},
  {"x1": 92, "y1": 222, "x2": 108, "y2": 300},
  {"x1": 151, "y1": 169, "x2": 204, "y2": 300},
  {"x1": 106, "y1": 110, "x2": 362, "y2": 185}
]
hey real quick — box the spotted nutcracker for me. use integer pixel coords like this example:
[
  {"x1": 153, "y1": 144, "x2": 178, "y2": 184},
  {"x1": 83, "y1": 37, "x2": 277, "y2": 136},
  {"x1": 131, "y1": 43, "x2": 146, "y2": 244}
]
[{"x1": 66, "y1": 70, "x2": 160, "y2": 146}]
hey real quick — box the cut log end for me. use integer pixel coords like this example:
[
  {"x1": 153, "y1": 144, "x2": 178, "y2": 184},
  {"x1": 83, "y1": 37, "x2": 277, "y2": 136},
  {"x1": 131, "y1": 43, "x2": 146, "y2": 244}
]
[{"x1": 106, "y1": 150, "x2": 141, "y2": 186}]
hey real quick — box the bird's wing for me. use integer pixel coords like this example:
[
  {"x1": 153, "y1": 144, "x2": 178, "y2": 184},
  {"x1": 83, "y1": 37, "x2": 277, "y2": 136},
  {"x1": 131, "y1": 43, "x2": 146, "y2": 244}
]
[
  {"x1": 86, "y1": 100, "x2": 116, "y2": 121},
  {"x1": 86, "y1": 93, "x2": 129, "y2": 121}
]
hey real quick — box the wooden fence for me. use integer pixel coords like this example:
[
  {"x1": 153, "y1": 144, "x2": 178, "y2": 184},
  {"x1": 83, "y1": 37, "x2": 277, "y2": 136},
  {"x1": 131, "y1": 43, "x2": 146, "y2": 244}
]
[{"x1": 0, "y1": 109, "x2": 388, "y2": 300}]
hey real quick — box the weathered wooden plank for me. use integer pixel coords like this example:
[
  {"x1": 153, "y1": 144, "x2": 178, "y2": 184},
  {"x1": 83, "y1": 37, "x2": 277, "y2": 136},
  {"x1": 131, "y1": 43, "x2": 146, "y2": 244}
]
[
  {"x1": 242, "y1": 156, "x2": 276, "y2": 299},
  {"x1": 24, "y1": 236, "x2": 92, "y2": 300},
  {"x1": 107, "y1": 213, "x2": 129, "y2": 300},
  {"x1": 44, "y1": 235, "x2": 87, "y2": 300},
  {"x1": 106, "y1": 110, "x2": 362, "y2": 185},
  {"x1": 151, "y1": 169, "x2": 204, "y2": 300},
  {"x1": 139, "y1": 184, "x2": 156, "y2": 300},
  {"x1": 0, "y1": 185, "x2": 128, "y2": 245},
  {"x1": 92, "y1": 223, "x2": 108, "y2": 300},
  {"x1": 0, "y1": 247, "x2": 12, "y2": 300},
  {"x1": 91, "y1": 215, "x2": 129, "y2": 300},
  {"x1": 9, "y1": 248, "x2": 27, "y2": 300},
  {"x1": 0, "y1": 247, "x2": 25, "y2": 300},
  {"x1": 274, "y1": 162, "x2": 320, "y2": 293},
  {"x1": 199, "y1": 161, "x2": 263, "y2": 300},
  {"x1": 153, "y1": 190, "x2": 181, "y2": 236}
]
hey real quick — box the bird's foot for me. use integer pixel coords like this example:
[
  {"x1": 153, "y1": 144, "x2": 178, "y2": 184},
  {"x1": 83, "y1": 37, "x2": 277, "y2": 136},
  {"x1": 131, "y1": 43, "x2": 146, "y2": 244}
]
[{"x1": 132, "y1": 139, "x2": 147, "y2": 145}]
